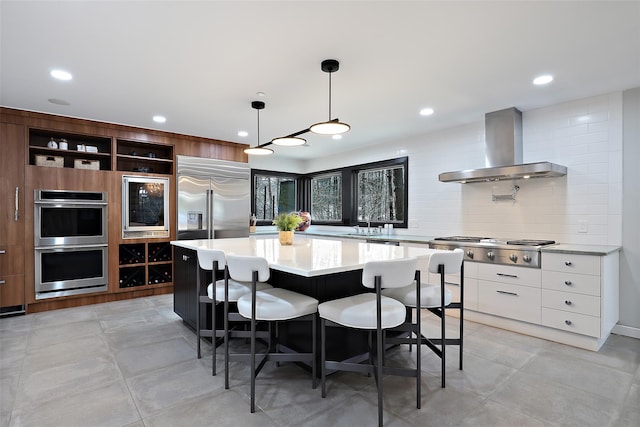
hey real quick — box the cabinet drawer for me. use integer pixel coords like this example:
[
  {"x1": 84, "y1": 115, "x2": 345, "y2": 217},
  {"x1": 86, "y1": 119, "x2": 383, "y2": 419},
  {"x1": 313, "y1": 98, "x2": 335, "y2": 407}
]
[
  {"x1": 542, "y1": 270, "x2": 600, "y2": 296},
  {"x1": 478, "y1": 280, "x2": 541, "y2": 324},
  {"x1": 541, "y1": 307, "x2": 600, "y2": 337},
  {"x1": 464, "y1": 261, "x2": 479, "y2": 279},
  {"x1": 0, "y1": 245, "x2": 25, "y2": 276},
  {"x1": 0, "y1": 274, "x2": 25, "y2": 308},
  {"x1": 442, "y1": 277, "x2": 478, "y2": 311},
  {"x1": 542, "y1": 289, "x2": 600, "y2": 317},
  {"x1": 542, "y1": 253, "x2": 600, "y2": 276},
  {"x1": 478, "y1": 264, "x2": 541, "y2": 288}
]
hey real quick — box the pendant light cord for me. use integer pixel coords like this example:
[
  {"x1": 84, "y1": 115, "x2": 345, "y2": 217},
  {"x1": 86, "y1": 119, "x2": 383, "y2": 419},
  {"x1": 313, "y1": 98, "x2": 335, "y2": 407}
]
[
  {"x1": 328, "y1": 72, "x2": 332, "y2": 120},
  {"x1": 256, "y1": 107, "x2": 260, "y2": 147}
]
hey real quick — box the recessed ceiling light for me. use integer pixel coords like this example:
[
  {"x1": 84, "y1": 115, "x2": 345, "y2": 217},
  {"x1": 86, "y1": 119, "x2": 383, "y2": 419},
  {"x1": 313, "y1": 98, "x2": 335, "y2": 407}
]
[
  {"x1": 238, "y1": 131, "x2": 248, "y2": 137},
  {"x1": 533, "y1": 74, "x2": 553, "y2": 85},
  {"x1": 420, "y1": 108, "x2": 434, "y2": 116},
  {"x1": 332, "y1": 134, "x2": 342, "y2": 140},
  {"x1": 50, "y1": 69, "x2": 72, "y2": 81},
  {"x1": 48, "y1": 98, "x2": 70, "y2": 106},
  {"x1": 153, "y1": 115, "x2": 166, "y2": 123}
]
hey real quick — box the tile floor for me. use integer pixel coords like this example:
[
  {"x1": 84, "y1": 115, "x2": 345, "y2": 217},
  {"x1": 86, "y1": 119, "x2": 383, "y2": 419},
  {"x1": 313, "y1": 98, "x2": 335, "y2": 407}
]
[{"x1": 1, "y1": 294, "x2": 638, "y2": 427}]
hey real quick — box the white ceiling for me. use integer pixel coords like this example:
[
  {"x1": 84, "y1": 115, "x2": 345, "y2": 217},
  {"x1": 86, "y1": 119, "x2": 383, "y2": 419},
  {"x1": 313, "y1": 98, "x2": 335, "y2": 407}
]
[{"x1": 2, "y1": 1, "x2": 639, "y2": 160}]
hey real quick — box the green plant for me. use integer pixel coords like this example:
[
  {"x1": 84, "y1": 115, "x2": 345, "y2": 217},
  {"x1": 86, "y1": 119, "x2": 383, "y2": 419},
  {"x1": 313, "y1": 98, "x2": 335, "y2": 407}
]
[{"x1": 272, "y1": 212, "x2": 302, "y2": 231}]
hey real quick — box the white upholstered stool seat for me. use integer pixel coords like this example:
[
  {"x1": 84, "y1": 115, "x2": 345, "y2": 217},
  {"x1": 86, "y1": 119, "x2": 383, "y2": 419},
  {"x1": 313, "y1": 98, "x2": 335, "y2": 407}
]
[
  {"x1": 382, "y1": 283, "x2": 453, "y2": 308},
  {"x1": 318, "y1": 293, "x2": 406, "y2": 329},
  {"x1": 319, "y1": 257, "x2": 421, "y2": 427},
  {"x1": 238, "y1": 287, "x2": 318, "y2": 321},
  {"x1": 208, "y1": 279, "x2": 272, "y2": 302},
  {"x1": 224, "y1": 254, "x2": 319, "y2": 413},
  {"x1": 383, "y1": 248, "x2": 464, "y2": 389}
]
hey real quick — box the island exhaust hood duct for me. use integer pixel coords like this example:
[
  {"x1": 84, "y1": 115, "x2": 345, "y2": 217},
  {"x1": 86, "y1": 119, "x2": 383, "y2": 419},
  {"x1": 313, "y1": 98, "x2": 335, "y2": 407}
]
[{"x1": 438, "y1": 107, "x2": 567, "y2": 183}]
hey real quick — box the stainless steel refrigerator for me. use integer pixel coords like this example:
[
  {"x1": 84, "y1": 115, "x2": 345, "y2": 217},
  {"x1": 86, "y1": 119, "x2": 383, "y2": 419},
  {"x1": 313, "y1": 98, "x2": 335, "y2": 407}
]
[{"x1": 177, "y1": 156, "x2": 250, "y2": 240}]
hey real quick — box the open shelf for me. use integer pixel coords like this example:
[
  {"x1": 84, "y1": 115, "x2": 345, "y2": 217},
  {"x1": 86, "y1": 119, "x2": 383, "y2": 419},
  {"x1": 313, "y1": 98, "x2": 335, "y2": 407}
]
[
  {"x1": 116, "y1": 139, "x2": 174, "y2": 175},
  {"x1": 29, "y1": 129, "x2": 112, "y2": 171}
]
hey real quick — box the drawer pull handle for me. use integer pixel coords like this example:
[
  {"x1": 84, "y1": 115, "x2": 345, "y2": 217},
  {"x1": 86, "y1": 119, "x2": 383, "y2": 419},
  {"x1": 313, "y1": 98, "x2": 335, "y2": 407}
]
[
  {"x1": 565, "y1": 320, "x2": 572, "y2": 325},
  {"x1": 496, "y1": 290, "x2": 518, "y2": 296},
  {"x1": 0, "y1": 250, "x2": 5, "y2": 254},
  {"x1": 564, "y1": 280, "x2": 572, "y2": 286},
  {"x1": 497, "y1": 273, "x2": 518, "y2": 278},
  {"x1": 182, "y1": 255, "x2": 190, "y2": 261},
  {"x1": 564, "y1": 300, "x2": 572, "y2": 306},
  {"x1": 565, "y1": 261, "x2": 572, "y2": 266},
  {"x1": 0, "y1": 280, "x2": 5, "y2": 285}
]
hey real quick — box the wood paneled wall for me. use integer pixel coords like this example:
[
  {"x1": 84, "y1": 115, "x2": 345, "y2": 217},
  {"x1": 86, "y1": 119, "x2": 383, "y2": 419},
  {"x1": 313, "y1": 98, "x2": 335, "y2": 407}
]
[{"x1": 0, "y1": 107, "x2": 247, "y2": 313}]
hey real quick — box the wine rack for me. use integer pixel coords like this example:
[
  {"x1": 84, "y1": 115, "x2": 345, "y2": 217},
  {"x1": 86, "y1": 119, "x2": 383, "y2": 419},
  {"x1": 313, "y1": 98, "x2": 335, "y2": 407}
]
[
  {"x1": 148, "y1": 242, "x2": 172, "y2": 262},
  {"x1": 119, "y1": 266, "x2": 146, "y2": 288},
  {"x1": 119, "y1": 244, "x2": 145, "y2": 265},
  {"x1": 148, "y1": 264, "x2": 172, "y2": 285},
  {"x1": 118, "y1": 241, "x2": 172, "y2": 290}
]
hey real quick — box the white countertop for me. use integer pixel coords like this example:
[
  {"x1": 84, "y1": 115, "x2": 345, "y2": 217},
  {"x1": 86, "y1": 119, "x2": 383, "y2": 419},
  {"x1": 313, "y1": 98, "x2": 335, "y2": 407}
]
[{"x1": 171, "y1": 235, "x2": 440, "y2": 277}]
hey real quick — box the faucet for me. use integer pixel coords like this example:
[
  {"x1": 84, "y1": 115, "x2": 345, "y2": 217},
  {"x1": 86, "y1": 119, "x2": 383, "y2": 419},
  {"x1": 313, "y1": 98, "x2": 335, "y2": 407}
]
[{"x1": 366, "y1": 217, "x2": 371, "y2": 235}]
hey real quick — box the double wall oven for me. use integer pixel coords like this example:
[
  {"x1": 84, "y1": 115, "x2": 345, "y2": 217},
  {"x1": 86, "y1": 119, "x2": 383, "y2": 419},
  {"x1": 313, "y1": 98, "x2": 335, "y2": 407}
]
[{"x1": 34, "y1": 190, "x2": 108, "y2": 299}]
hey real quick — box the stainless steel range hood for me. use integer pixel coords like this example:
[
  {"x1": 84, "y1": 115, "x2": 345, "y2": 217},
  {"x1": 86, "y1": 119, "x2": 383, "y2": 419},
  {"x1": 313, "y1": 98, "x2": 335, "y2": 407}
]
[{"x1": 439, "y1": 107, "x2": 567, "y2": 183}]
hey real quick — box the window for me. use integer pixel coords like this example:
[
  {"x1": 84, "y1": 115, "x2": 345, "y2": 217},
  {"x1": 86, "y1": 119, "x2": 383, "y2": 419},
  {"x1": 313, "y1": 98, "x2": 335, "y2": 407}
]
[
  {"x1": 251, "y1": 157, "x2": 408, "y2": 227},
  {"x1": 253, "y1": 173, "x2": 297, "y2": 221},
  {"x1": 311, "y1": 172, "x2": 342, "y2": 222},
  {"x1": 356, "y1": 165, "x2": 405, "y2": 223}
]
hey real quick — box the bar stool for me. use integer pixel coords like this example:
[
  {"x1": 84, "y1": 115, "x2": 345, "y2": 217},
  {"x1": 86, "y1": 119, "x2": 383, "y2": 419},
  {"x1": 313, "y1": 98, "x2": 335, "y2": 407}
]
[
  {"x1": 224, "y1": 254, "x2": 319, "y2": 413},
  {"x1": 195, "y1": 248, "x2": 272, "y2": 376},
  {"x1": 383, "y1": 248, "x2": 464, "y2": 388},
  {"x1": 318, "y1": 257, "x2": 420, "y2": 427}
]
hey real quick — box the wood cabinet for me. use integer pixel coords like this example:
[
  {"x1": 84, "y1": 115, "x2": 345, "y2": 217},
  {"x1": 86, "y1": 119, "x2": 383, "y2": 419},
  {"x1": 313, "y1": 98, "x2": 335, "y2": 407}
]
[
  {"x1": 1, "y1": 106, "x2": 247, "y2": 314},
  {"x1": 0, "y1": 123, "x2": 26, "y2": 313}
]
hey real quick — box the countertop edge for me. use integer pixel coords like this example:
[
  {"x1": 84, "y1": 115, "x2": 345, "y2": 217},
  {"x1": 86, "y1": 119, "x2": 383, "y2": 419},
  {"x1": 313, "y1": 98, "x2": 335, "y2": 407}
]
[{"x1": 541, "y1": 244, "x2": 622, "y2": 256}]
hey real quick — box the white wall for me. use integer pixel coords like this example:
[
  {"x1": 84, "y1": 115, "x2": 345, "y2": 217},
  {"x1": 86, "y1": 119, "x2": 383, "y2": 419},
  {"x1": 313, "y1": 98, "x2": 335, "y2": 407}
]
[
  {"x1": 276, "y1": 92, "x2": 624, "y2": 245},
  {"x1": 251, "y1": 90, "x2": 637, "y2": 331},
  {"x1": 620, "y1": 88, "x2": 640, "y2": 333}
]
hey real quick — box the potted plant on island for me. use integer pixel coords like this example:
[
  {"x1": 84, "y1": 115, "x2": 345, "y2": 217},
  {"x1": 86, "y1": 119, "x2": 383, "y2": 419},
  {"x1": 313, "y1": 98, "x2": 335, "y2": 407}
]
[{"x1": 273, "y1": 212, "x2": 303, "y2": 245}]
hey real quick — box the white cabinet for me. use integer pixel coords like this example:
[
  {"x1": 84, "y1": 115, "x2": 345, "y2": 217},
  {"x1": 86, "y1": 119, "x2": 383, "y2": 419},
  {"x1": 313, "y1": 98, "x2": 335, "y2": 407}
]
[
  {"x1": 477, "y1": 264, "x2": 542, "y2": 324},
  {"x1": 540, "y1": 252, "x2": 619, "y2": 340},
  {"x1": 399, "y1": 242, "x2": 474, "y2": 309}
]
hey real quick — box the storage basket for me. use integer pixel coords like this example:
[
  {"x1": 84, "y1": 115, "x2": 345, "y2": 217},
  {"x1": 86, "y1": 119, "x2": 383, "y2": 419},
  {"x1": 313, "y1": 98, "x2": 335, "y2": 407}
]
[
  {"x1": 35, "y1": 155, "x2": 63, "y2": 168},
  {"x1": 74, "y1": 159, "x2": 100, "y2": 170}
]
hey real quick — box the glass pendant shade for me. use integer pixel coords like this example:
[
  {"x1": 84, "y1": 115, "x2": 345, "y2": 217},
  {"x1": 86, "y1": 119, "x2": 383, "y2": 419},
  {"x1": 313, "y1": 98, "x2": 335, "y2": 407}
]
[{"x1": 271, "y1": 136, "x2": 307, "y2": 146}]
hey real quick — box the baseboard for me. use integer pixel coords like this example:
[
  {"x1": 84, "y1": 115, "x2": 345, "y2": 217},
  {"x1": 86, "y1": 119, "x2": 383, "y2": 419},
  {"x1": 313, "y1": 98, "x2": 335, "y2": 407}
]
[{"x1": 612, "y1": 324, "x2": 640, "y2": 339}]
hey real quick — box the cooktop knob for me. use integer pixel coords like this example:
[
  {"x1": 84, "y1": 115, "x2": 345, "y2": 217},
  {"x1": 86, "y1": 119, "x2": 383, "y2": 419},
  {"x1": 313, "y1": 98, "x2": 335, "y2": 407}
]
[
  {"x1": 509, "y1": 253, "x2": 518, "y2": 263},
  {"x1": 523, "y1": 254, "x2": 532, "y2": 263},
  {"x1": 487, "y1": 251, "x2": 495, "y2": 260},
  {"x1": 466, "y1": 250, "x2": 474, "y2": 259}
]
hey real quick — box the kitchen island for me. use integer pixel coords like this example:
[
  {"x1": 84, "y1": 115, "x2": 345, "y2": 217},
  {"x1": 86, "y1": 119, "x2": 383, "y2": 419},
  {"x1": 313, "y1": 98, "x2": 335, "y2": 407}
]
[{"x1": 171, "y1": 235, "x2": 442, "y2": 362}]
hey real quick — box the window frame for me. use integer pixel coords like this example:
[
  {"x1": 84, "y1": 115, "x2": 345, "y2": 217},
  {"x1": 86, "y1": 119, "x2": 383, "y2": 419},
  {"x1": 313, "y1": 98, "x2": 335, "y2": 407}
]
[
  {"x1": 250, "y1": 157, "x2": 409, "y2": 228},
  {"x1": 251, "y1": 169, "x2": 302, "y2": 226}
]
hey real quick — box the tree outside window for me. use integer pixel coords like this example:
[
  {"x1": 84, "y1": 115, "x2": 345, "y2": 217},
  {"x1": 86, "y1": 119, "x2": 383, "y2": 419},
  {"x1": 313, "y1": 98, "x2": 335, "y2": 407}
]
[
  {"x1": 311, "y1": 173, "x2": 342, "y2": 222},
  {"x1": 254, "y1": 175, "x2": 296, "y2": 220},
  {"x1": 357, "y1": 166, "x2": 405, "y2": 223}
]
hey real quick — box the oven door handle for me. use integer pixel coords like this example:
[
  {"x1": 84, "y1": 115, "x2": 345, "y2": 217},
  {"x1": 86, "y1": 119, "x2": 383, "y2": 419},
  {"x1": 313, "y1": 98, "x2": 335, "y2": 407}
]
[{"x1": 35, "y1": 243, "x2": 109, "y2": 251}]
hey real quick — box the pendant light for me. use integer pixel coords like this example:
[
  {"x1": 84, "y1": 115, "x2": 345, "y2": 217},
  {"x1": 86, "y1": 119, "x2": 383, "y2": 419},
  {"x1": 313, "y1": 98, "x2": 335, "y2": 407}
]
[
  {"x1": 271, "y1": 127, "x2": 307, "y2": 146},
  {"x1": 244, "y1": 101, "x2": 274, "y2": 156},
  {"x1": 309, "y1": 59, "x2": 351, "y2": 135}
]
